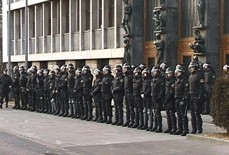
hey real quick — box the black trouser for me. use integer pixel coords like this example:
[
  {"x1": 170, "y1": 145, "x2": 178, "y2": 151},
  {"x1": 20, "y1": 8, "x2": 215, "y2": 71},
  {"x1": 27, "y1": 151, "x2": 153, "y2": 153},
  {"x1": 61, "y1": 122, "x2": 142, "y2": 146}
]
[
  {"x1": 44, "y1": 90, "x2": 50, "y2": 113},
  {"x1": 134, "y1": 95, "x2": 143, "y2": 126},
  {"x1": 113, "y1": 94, "x2": 124, "y2": 123},
  {"x1": 143, "y1": 97, "x2": 152, "y2": 128},
  {"x1": 102, "y1": 93, "x2": 112, "y2": 121},
  {"x1": 75, "y1": 95, "x2": 83, "y2": 117},
  {"x1": 93, "y1": 94, "x2": 102, "y2": 120},
  {"x1": 29, "y1": 89, "x2": 36, "y2": 111},
  {"x1": 189, "y1": 95, "x2": 203, "y2": 132},
  {"x1": 175, "y1": 99, "x2": 185, "y2": 132},
  {"x1": 36, "y1": 89, "x2": 44, "y2": 112},
  {"x1": 13, "y1": 89, "x2": 20, "y2": 109},
  {"x1": 20, "y1": 87, "x2": 28, "y2": 109},
  {"x1": 124, "y1": 92, "x2": 135, "y2": 124},
  {"x1": 152, "y1": 98, "x2": 162, "y2": 130},
  {"x1": 165, "y1": 100, "x2": 177, "y2": 132},
  {"x1": 83, "y1": 92, "x2": 92, "y2": 119},
  {"x1": 68, "y1": 88, "x2": 74, "y2": 117},
  {"x1": 60, "y1": 89, "x2": 68, "y2": 115},
  {"x1": 0, "y1": 92, "x2": 9, "y2": 107},
  {"x1": 203, "y1": 90, "x2": 211, "y2": 114}
]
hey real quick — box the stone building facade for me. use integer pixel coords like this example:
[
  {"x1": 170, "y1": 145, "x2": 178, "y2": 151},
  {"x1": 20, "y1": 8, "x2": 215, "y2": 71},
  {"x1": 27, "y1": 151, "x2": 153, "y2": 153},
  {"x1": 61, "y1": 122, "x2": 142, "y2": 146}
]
[{"x1": 2, "y1": 0, "x2": 229, "y2": 74}]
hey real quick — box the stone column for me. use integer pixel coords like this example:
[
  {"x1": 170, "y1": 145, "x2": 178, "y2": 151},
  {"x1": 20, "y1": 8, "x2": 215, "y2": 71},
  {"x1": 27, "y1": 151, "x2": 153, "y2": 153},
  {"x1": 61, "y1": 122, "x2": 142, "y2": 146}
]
[
  {"x1": 90, "y1": 0, "x2": 97, "y2": 50},
  {"x1": 129, "y1": 0, "x2": 144, "y2": 65},
  {"x1": 162, "y1": 0, "x2": 178, "y2": 67},
  {"x1": 205, "y1": 0, "x2": 220, "y2": 73}
]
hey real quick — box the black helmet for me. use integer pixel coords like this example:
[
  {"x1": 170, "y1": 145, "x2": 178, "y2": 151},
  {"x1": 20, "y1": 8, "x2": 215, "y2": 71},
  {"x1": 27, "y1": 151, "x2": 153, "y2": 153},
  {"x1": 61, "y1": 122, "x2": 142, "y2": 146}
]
[
  {"x1": 139, "y1": 63, "x2": 146, "y2": 71},
  {"x1": 37, "y1": 69, "x2": 43, "y2": 76},
  {"x1": 114, "y1": 64, "x2": 122, "y2": 73},
  {"x1": 93, "y1": 68, "x2": 101, "y2": 76},
  {"x1": 60, "y1": 64, "x2": 67, "y2": 72},
  {"x1": 133, "y1": 67, "x2": 142, "y2": 74},
  {"x1": 19, "y1": 65, "x2": 25, "y2": 72},
  {"x1": 67, "y1": 63, "x2": 74, "y2": 71},
  {"x1": 142, "y1": 67, "x2": 151, "y2": 77},
  {"x1": 165, "y1": 67, "x2": 174, "y2": 74},
  {"x1": 43, "y1": 69, "x2": 50, "y2": 76},
  {"x1": 75, "y1": 68, "x2": 82, "y2": 76},
  {"x1": 13, "y1": 66, "x2": 19, "y2": 72},
  {"x1": 103, "y1": 65, "x2": 111, "y2": 75},
  {"x1": 188, "y1": 61, "x2": 199, "y2": 68},
  {"x1": 123, "y1": 63, "x2": 131, "y2": 73},
  {"x1": 151, "y1": 66, "x2": 160, "y2": 77},
  {"x1": 82, "y1": 65, "x2": 90, "y2": 74},
  {"x1": 160, "y1": 63, "x2": 167, "y2": 71}
]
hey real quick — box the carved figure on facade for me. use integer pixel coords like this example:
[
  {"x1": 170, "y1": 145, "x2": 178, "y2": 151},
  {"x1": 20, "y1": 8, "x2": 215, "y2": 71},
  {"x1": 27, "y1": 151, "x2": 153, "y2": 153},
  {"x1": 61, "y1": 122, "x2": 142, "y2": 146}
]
[
  {"x1": 153, "y1": 9, "x2": 166, "y2": 32},
  {"x1": 189, "y1": 29, "x2": 204, "y2": 53},
  {"x1": 154, "y1": 33, "x2": 165, "y2": 65},
  {"x1": 196, "y1": 0, "x2": 205, "y2": 27},
  {"x1": 123, "y1": 37, "x2": 131, "y2": 64},
  {"x1": 122, "y1": 0, "x2": 132, "y2": 37}
]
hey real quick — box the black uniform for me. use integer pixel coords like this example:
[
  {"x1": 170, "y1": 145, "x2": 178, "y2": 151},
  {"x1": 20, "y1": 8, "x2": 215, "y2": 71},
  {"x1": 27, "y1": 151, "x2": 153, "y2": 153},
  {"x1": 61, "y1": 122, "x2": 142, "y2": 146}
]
[
  {"x1": 68, "y1": 70, "x2": 75, "y2": 117},
  {"x1": 188, "y1": 70, "x2": 205, "y2": 134},
  {"x1": 43, "y1": 72, "x2": 50, "y2": 113},
  {"x1": 141, "y1": 74, "x2": 152, "y2": 130},
  {"x1": 82, "y1": 72, "x2": 93, "y2": 120},
  {"x1": 164, "y1": 76, "x2": 177, "y2": 134},
  {"x1": 203, "y1": 68, "x2": 215, "y2": 114},
  {"x1": 132, "y1": 74, "x2": 143, "y2": 128},
  {"x1": 151, "y1": 75, "x2": 165, "y2": 132},
  {"x1": 36, "y1": 74, "x2": 44, "y2": 112},
  {"x1": 58, "y1": 72, "x2": 69, "y2": 117},
  {"x1": 112, "y1": 72, "x2": 124, "y2": 125},
  {"x1": 0, "y1": 73, "x2": 12, "y2": 108},
  {"x1": 12, "y1": 71, "x2": 20, "y2": 109},
  {"x1": 48, "y1": 73, "x2": 57, "y2": 114},
  {"x1": 19, "y1": 71, "x2": 28, "y2": 110},
  {"x1": 73, "y1": 73, "x2": 83, "y2": 118},
  {"x1": 123, "y1": 72, "x2": 135, "y2": 127},
  {"x1": 174, "y1": 75, "x2": 189, "y2": 135},
  {"x1": 27, "y1": 72, "x2": 37, "y2": 111},
  {"x1": 101, "y1": 73, "x2": 114, "y2": 123},
  {"x1": 91, "y1": 74, "x2": 103, "y2": 122}
]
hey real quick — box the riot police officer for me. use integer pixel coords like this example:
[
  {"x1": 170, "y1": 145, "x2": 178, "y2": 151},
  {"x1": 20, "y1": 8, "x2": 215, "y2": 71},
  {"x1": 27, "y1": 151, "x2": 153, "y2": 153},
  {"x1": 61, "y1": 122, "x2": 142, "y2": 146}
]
[
  {"x1": 67, "y1": 64, "x2": 75, "y2": 117},
  {"x1": 36, "y1": 69, "x2": 44, "y2": 112},
  {"x1": 73, "y1": 68, "x2": 83, "y2": 118},
  {"x1": 91, "y1": 69, "x2": 103, "y2": 122},
  {"x1": 0, "y1": 69, "x2": 12, "y2": 108},
  {"x1": 174, "y1": 65, "x2": 189, "y2": 136},
  {"x1": 12, "y1": 66, "x2": 20, "y2": 109},
  {"x1": 151, "y1": 66, "x2": 165, "y2": 133},
  {"x1": 19, "y1": 66, "x2": 28, "y2": 110},
  {"x1": 27, "y1": 66, "x2": 37, "y2": 111},
  {"x1": 112, "y1": 64, "x2": 124, "y2": 126},
  {"x1": 123, "y1": 63, "x2": 135, "y2": 127},
  {"x1": 58, "y1": 65, "x2": 69, "y2": 117},
  {"x1": 48, "y1": 70, "x2": 57, "y2": 114},
  {"x1": 101, "y1": 65, "x2": 114, "y2": 124},
  {"x1": 141, "y1": 68, "x2": 152, "y2": 130},
  {"x1": 43, "y1": 69, "x2": 50, "y2": 113},
  {"x1": 132, "y1": 67, "x2": 143, "y2": 128},
  {"x1": 188, "y1": 61, "x2": 205, "y2": 134},
  {"x1": 82, "y1": 65, "x2": 93, "y2": 121},
  {"x1": 53, "y1": 65, "x2": 61, "y2": 115},
  {"x1": 202, "y1": 63, "x2": 215, "y2": 115},
  {"x1": 164, "y1": 67, "x2": 177, "y2": 134}
]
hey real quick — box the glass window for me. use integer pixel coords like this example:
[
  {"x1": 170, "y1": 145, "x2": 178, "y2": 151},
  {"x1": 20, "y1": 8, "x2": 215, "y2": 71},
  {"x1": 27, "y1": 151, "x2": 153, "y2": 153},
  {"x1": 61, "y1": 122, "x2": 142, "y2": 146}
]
[
  {"x1": 85, "y1": 0, "x2": 90, "y2": 30},
  {"x1": 109, "y1": 0, "x2": 114, "y2": 27}
]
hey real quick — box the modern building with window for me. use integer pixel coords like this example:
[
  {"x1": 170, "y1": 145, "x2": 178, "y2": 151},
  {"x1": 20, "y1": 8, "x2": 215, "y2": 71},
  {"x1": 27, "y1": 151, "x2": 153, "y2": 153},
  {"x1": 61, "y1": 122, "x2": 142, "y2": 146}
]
[{"x1": 2, "y1": 0, "x2": 229, "y2": 74}]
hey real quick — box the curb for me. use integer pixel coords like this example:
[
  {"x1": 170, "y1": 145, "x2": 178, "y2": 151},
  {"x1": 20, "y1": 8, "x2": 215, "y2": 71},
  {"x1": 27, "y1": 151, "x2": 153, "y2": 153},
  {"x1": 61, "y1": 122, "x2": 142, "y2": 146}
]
[{"x1": 186, "y1": 134, "x2": 229, "y2": 144}]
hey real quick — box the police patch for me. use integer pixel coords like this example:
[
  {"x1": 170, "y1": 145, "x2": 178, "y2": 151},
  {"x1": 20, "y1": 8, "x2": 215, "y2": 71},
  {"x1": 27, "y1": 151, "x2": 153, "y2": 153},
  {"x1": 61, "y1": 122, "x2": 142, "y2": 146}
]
[{"x1": 200, "y1": 79, "x2": 204, "y2": 83}]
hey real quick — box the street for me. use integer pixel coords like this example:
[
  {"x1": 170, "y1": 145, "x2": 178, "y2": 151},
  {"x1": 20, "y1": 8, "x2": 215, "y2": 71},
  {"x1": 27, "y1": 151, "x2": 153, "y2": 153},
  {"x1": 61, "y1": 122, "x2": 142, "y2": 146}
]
[{"x1": 0, "y1": 106, "x2": 228, "y2": 155}]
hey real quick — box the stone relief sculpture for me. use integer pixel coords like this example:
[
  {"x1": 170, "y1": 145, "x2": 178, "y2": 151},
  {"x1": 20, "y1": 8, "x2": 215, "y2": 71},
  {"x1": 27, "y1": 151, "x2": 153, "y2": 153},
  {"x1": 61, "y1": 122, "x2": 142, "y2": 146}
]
[
  {"x1": 154, "y1": 33, "x2": 165, "y2": 65},
  {"x1": 189, "y1": 29, "x2": 204, "y2": 53},
  {"x1": 153, "y1": 9, "x2": 166, "y2": 31},
  {"x1": 196, "y1": 0, "x2": 205, "y2": 27},
  {"x1": 122, "y1": 0, "x2": 132, "y2": 37},
  {"x1": 123, "y1": 37, "x2": 131, "y2": 64}
]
